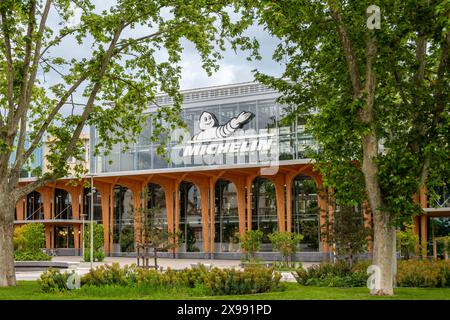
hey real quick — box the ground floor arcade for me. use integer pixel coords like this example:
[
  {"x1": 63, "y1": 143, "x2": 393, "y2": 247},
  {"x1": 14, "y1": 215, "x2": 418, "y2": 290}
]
[{"x1": 14, "y1": 162, "x2": 450, "y2": 259}]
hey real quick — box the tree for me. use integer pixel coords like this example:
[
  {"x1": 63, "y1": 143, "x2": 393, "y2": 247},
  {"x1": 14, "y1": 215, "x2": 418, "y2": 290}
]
[
  {"x1": 268, "y1": 231, "x2": 303, "y2": 268},
  {"x1": 83, "y1": 223, "x2": 104, "y2": 262},
  {"x1": 138, "y1": 187, "x2": 181, "y2": 267},
  {"x1": 13, "y1": 223, "x2": 50, "y2": 261},
  {"x1": 322, "y1": 204, "x2": 371, "y2": 268},
  {"x1": 0, "y1": 0, "x2": 255, "y2": 286},
  {"x1": 240, "y1": 229, "x2": 263, "y2": 261},
  {"x1": 396, "y1": 223, "x2": 419, "y2": 260},
  {"x1": 246, "y1": 0, "x2": 449, "y2": 295}
]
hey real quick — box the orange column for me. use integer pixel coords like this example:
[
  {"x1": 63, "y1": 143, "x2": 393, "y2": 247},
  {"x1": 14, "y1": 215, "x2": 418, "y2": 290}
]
[
  {"x1": 273, "y1": 174, "x2": 286, "y2": 232},
  {"x1": 70, "y1": 188, "x2": 80, "y2": 251},
  {"x1": 318, "y1": 188, "x2": 329, "y2": 253},
  {"x1": 174, "y1": 180, "x2": 180, "y2": 253},
  {"x1": 246, "y1": 176, "x2": 253, "y2": 231},
  {"x1": 199, "y1": 182, "x2": 210, "y2": 253},
  {"x1": 209, "y1": 177, "x2": 216, "y2": 255},
  {"x1": 15, "y1": 198, "x2": 26, "y2": 221},
  {"x1": 99, "y1": 185, "x2": 112, "y2": 255},
  {"x1": 419, "y1": 186, "x2": 428, "y2": 257},
  {"x1": 132, "y1": 184, "x2": 142, "y2": 251},
  {"x1": 421, "y1": 215, "x2": 428, "y2": 257},
  {"x1": 42, "y1": 188, "x2": 52, "y2": 220},
  {"x1": 285, "y1": 175, "x2": 293, "y2": 233},
  {"x1": 236, "y1": 177, "x2": 247, "y2": 238},
  {"x1": 164, "y1": 183, "x2": 175, "y2": 254}
]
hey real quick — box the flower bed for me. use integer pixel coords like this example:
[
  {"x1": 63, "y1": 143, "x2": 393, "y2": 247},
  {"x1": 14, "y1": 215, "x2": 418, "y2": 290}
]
[{"x1": 38, "y1": 263, "x2": 285, "y2": 296}]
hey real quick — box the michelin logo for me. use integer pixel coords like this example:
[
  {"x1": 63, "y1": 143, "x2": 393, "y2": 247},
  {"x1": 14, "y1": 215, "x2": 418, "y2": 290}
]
[
  {"x1": 182, "y1": 111, "x2": 274, "y2": 157},
  {"x1": 192, "y1": 111, "x2": 254, "y2": 141}
]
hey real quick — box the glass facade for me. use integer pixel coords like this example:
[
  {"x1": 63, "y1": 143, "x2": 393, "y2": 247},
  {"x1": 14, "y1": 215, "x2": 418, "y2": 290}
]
[
  {"x1": 83, "y1": 188, "x2": 103, "y2": 222},
  {"x1": 147, "y1": 183, "x2": 167, "y2": 231},
  {"x1": 179, "y1": 181, "x2": 203, "y2": 252},
  {"x1": 26, "y1": 191, "x2": 44, "y2": 220},
  {"x1": 428, "y1": 217, "x2": 450, "y2": 258},
  {"x1": 252, "y1": 177, "x2": 278, "y2": 251},
  {"x1": 53, "y1": 226, "x2": 74, "y2": 248},
  {"x1": 292, "y1": 176, "x2": 320, "y2": 252},
  {"x1": 431, "y1": 184, "x2": 450, "y2": 208},
  {"x1": 92, "y1": 97, "x2": 314, "y2": 174},
  {"x1": 214, "y1": 180, "x2": 240, "y2": 253},
  {"x1": 54, "y1": 188, "x2": 72, "y2": 219},
  {"x1": 113, "y1": 185, "x2": 135, "y2": 254}
]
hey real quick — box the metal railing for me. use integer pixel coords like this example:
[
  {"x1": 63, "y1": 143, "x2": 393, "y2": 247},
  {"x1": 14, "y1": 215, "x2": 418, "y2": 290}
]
[
  {"x1": 53, "y1": 205, "x2": 72, "y2": 220},
  {"x1": 26, "y1": 205, "x2": 43, "y2": 220}
]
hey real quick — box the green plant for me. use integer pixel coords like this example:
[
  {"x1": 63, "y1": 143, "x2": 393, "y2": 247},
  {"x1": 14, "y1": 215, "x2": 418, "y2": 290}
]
[
  {"x1": 396, "y1": 224, "x2": 419, "y2": 259},
  {"x1": 38, "y1": 268, "x2": 73, "y2": 292},
  {"x1": 13, "y1": 223, "x2": 50, "y2": 261},
  {"x1": 83, "y1": 223, "x2": 105, "y2": 262},
  {"x1": 397, "y1": 260, "x2": 450, "y2": 288},
  {"x1": 321, "y1": 205, "x2": 370, "y2": 268},
  {"x1": 268, "y1": 231, "x2": 303, "y2": 268},
  {"x1": 294, "y1": 261, "x2": 370, "y2": 287},
  {"x1": 14, "y1": 250, "x2": 51, "y2": 261},
  {"x1": 40, "y1": 263, "x2": 285, "y2": 296},
  {"x1": 240, "y1": 230, "x2": 263, "y2": 261}
]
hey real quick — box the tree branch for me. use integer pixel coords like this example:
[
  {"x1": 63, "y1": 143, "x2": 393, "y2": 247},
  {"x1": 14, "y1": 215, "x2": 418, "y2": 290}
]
[
  {"x1": 328, "y1": 4, "x2": 362, "y2": 98},
  {"x1": 15, "y1": 22, "x2": 126, "y2": 200}
]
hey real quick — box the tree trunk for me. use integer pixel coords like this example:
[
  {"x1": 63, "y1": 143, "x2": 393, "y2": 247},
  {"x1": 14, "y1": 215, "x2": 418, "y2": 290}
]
[
  {"x1": 361, "y1": 132, "x2": 396, "y2": 295},
  {"x1": 0, "y1": 195, "x2": 16, "y2": 287},
  {"x1": 371, "y1": 211, "x2": 396, "y2": 295}
]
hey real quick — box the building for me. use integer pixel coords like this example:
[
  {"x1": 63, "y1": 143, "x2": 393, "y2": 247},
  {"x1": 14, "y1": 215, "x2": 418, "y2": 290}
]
[
  {"x1": 14, "y1": 82, "x2": 450, "y2": 259},
  {"x1": 43, "y1": 133, "x2": 90, "y2": 175}
]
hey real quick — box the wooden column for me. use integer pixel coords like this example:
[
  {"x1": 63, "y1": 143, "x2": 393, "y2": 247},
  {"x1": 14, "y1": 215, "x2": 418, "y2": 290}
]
[
  {"x1": 273, "y1": 174, "x2": 286, "y2": 232},
  {"x1": 318, "y1": 186, "x2": 330, "y2": 253},
  {"x1": 70, "y1": 187, "x2": 80, "y2": 251},
  {"x1": 421, "y1": 215, "x2": 428, "y2": 257},
  {"x1": 246, "y1": 176, "x2": 253, "y2": 231},
  {"x1": 15, "y1": 198, "x2": 26, "y2": 221},
  {"x1": 285, "y1": 174, "x2": 294, "y2": 233},
  {"x1": 236, "y1": 177, "x2": 247, "y2": 238},
  {"x1": 199, "y1": 181, "x2": 210, "y2": 253},
  {"x1": 209, "y1": 177, "x2": 216, "y2": 255},
  {"x1": 174, "y1": 180, "x2": 180, "y2": 253}
]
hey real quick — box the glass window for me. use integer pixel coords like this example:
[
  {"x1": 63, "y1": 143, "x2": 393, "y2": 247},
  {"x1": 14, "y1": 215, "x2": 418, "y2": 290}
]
[
  {"x1": 26, "y1": 191, "x2": 43, "y2": 220},
  {"x1": 292, "y1": 176, "x2": 320, "y2": 252},
  {"x1": 252, "y1": 177, "x2": 278, "y2": 251},
  {"x1": 113, "y1": 186, "x2": 135, "y2": 254},
  {"x1": 54, "y1": 189, "x2": 72, "y2": 220},
  {"x1": 214, "y1": 180, "x2": 240, "y2": 252},
  {"x1": 179, "y1": 182, "x2": 203, "y2": 252}
]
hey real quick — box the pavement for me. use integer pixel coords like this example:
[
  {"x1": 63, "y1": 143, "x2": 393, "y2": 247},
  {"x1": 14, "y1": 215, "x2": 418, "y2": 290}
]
[{"x1": 15, "y1": 256, "x2": 318, "y2": 281}]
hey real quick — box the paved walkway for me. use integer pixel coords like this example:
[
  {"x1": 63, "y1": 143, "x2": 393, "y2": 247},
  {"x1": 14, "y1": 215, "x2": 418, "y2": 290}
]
[{"x1": 15, "y1": 256, "x2": 318, "y2": 281}]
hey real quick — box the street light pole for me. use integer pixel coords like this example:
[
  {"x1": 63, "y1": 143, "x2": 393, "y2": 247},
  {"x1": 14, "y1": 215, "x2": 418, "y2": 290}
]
[{"x1": 88, "y1": 174, "x2": 96, "y2": 269}]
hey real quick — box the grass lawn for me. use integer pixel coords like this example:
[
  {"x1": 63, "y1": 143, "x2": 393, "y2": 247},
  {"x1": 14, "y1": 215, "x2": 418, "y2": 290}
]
[{"x1": 0, "y1": 282, "x2": 449, "y2": 300}]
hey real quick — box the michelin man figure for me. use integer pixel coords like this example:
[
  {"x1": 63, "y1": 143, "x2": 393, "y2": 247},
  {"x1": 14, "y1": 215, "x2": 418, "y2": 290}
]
[{"x1": 192, "y1": 111, "x2": 254, "y2": 141}]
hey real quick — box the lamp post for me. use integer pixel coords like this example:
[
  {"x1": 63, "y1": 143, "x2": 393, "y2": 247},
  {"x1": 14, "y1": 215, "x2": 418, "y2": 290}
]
[
  {"x1": 80, "y1": 213, "x2": 87, "y2": 259},
  {"x1": 87, "y1": 173, "x2": 96, "y2": 269}
]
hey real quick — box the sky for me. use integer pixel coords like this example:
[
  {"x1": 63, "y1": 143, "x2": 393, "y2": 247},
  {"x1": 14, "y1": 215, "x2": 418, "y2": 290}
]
[{"x1": 41, "y1": 1, "x2": 284, "y2": 109}]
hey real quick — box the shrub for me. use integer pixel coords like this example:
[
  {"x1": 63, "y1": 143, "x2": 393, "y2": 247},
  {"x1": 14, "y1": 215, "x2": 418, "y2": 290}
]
[
  {"x1": 397, "y1": 260, "x2": 450, "y2": 288},
  {"x1": 240, "y1": 230, "x2": 263, "y2": 261},
  {"x1": 268, "y1": 232, "x2": 303, "y2": 268},
  {"x1": 83, "y1": 224, "x2": 105, "y2": 262},
  {"x1": 14, "y1": 250, "x2": 51, "y2": 261},
  {"x1": 14, "y1": 223, "x2": 50, "y2": 261},
  {"x1": 81, "y1": 263, "x2": 136, "y2": 287},
  {"x1": 38, "y1": 268, "x2": 72, "y2": 292},
  {"x1": 40, "y1": 263, "x2": 285, "y2": 296},
  {"x1": 294, "y1": 260, "x2": 370, "y2": 287}
]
